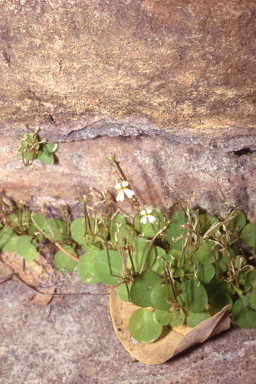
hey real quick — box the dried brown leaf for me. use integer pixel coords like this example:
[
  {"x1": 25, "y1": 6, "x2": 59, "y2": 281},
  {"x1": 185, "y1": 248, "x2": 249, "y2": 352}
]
[{"x1": 110, "y1": 287, "x2": 231, "y2": 365}]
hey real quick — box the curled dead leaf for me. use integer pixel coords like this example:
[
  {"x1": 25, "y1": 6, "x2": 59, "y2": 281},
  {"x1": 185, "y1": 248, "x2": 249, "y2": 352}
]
[{"x1": 110, "y1": 287, "x2": 231, "y2": 365}]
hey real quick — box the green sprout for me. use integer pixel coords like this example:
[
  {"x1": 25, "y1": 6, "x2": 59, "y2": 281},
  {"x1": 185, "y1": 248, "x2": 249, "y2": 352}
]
[{"x1": 18, "y1": 128, "x2": 57, "y2": 166}]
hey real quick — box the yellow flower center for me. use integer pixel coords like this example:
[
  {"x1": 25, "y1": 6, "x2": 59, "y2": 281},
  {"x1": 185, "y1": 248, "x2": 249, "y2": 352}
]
[{"x1": 120, "y1": 186, "x2": 126, "y2": 191}]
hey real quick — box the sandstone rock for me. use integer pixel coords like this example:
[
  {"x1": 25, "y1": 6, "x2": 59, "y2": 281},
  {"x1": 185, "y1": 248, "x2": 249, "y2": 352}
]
[
  {"x1": 0, "y1": 0, "x2": 255, "y2": 131},
  {"x1": 1, "y1": 131, "x2": 256, "y2": 220}
]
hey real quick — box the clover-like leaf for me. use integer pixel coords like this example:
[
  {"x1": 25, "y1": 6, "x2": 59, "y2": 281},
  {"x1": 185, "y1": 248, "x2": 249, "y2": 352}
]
[
  {"x1": 240, "y1": 223, "x2": 256, "y2": 248},
  {"x1": 170, "y1": 308, "x2": 186, "y2": 327},
  {"x1": 228, "y1": 210, "x2": 246, "y2": 233},
  {"x1": 38, "y1": 148, "x2": 55, "y2": 165},
  {"x1": 93, "y1": 249, "x2": 123, "y2": 285},
  {"x1": 194, "y1": 241, "x2": 216, "y2": 265},
  {"x1": 180, "y1": 280, "x2": 208, "y2": 313},
  {"x1": 210, "y1": 291, "x2": 233, "y2": 313},
  {"x1": 54, "y1": 245, "x2": 78, "y2": 272},
  {"x1": 130, "y1": 271, "x2": 160, "y2": 307},
  {"x1": 187, "y1": 310, "x2": 211, "y2": 328},
  {"x1": 129, "y1": 308, "x2": 163, "y2": 343},
  {"x1": 0, "y1": 227, "x2": 19, "y2": 252},
  {"x1": 132, "y1": 237, "x2": 156, "y2": 272},
  {"x1": 150, "y1": 282, "x2": 173, "y2": 311},
  {"x1": 117, "y1": 283, "x2": 131, "y2": 302},
  {"x1": 166, "y1": 209, "x2": 187, "y2": 251},
  {"x1": 14, "y1": 235, "x2": 37, "y2": 263},
  {"x1": 232, "y1": 296, "x2": 256, "y2": 329},
  {"x1": 77, "y1": 249, "x2": 101, "y2": 284},
  {"x1": 153, "y1": 309, "x2": 173, "y2": 326},
  {"x1": 197, "y1": 263, "x2": 215, "y2": 284}
]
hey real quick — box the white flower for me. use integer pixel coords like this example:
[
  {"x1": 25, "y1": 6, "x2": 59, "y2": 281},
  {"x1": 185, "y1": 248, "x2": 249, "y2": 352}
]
[
  {"x1": 140, "y1": 208, "x2": 156, "y2": 224},
  {"x1": 115, "y1": 181, "x2": 135, "y2": 202}
]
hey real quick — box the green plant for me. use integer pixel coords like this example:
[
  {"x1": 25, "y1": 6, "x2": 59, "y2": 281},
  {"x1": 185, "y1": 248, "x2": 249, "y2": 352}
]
[
  {"x1": 0, "y1": 156, "x2": 256, "y2": 344},
  {"x1": 18, "y1": 128, "x2": 57, "y2": 166}
]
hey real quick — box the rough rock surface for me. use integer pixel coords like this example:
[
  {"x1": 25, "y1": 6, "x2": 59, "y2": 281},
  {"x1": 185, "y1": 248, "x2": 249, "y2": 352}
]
[
  {"x1": 1, "y1": 130, "x2": 256, "y2": 220},
  {"x1": 0, "y1": 0, "x2": 256, "y2": 132},
  {"x1": 1, "y1": 277, "x2": 256, "y2": 384}
]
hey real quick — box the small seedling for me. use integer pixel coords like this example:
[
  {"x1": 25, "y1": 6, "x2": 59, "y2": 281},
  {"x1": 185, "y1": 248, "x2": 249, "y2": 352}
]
[{"x1": 18, "y1": 128, "x2": 57, "y2": 166}]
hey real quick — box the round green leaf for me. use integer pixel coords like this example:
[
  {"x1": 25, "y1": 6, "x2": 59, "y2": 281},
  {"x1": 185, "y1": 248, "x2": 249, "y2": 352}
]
[
  {"x1": 93, "y1": 250, "x2": 123, "y2": 285},
  {"x1": 45, "y1": 218, "x2": 67, "y2": 241},
  {"x1": 29, "y1": 214, "x2": 47, "y2": 238},
  {"x1": 232, "y1": 296, "x2": 256, "y2": 329},
  {"x1": 170, "y1": 308, "x2": 186, "y2": 327},
  {"x1": 129, "y1": 308, "x2": 163, "y2": 343},
  {"x1": 147, "y1": 246, "x2": 166, "y2": 273},
  {"x1": 117, "y1": 283, "x2": 131, "y2": 302},
  {"x1": 134, "y1": 208, "x2": 165, "y2": 238},
  {"x1": 241, "y1": 223, "x2": 256, "y2": 248},
  {"x1": 153, "y1": 309, "x2": 173, "y2": 326},
  {"x1": 77, "y1": 250, "x2": 101, "y2": 284},
  {"x1": 19, "y1": 133, "x2": 40, "y2": 162},
  {"x1": 44, "y1": 143, "x2": 58, "y2": 153},
  {"x1": 210, "y1": 292, "x2": 232, "y2": 313},
  {"x1": 0, "y1": 228, "x2": 19, "y2": 252},
  {"x1": 130, "y1": 271, "x2": 160, "y2": 307},
  {"x1": 228, "y1": 210, "x2": 246, "y2": 233},
  {"x1": 187, "y1": 311, "x2": 211, "y2": 328},
  {"x1": 14, "y1": 235, "x2": 37, "y2": 263},
  {"x1": 194, "y1": 241, "x2": 216, "y2": 264},
  {"x1": 132, "y1": 237, "x2": 156, "y2": 272},
  {"x1": 166, "y1": 209, "x2": 187, "y2": 250},
  {"x1": 38, "y1": 149, "x2": 54, "y2": 165},
  {"x1": 180, "y1": 280, "x2": 208, "y2": 313},
  {"x1": 54, "y1": 245, "x2": 78, "y2": 272},
  {"x1": 70, "y1": 218, "x2": 87, "y2": 244},
  {"x1": 177, "y1": 291, "x2": 189, "y2": 308},
  {"x1": 197, "y1": 263, "x2": 215, "y2": 284},
  {"x1": 109, "y1": 213, "x2": 134, "y2": 246},
  {"x1": 150, "y1": 282, "x2": 173, "y2": 310}
]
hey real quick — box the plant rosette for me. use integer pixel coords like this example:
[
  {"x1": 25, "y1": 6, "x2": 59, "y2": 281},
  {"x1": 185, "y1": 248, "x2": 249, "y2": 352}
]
[{"x1": 109, "y1": 287, "x2": 231, "y2": 365}]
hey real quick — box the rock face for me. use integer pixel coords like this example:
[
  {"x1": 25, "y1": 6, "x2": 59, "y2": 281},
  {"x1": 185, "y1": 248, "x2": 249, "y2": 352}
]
[
  {"x1": 1, "y1": 0, "x2": 256, "y2": 130},
  {"x1": 0, "y1": 0, "x2": 256, "y2": 217}
]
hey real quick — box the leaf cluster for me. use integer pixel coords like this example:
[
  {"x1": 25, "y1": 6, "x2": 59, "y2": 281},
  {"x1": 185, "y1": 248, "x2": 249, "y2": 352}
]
[
  {"x1": 18, "y1": 129, "x2": 57, "y2": 166},
  {"x1": 0, "y1": 156, "x2": 256, "y2": 345}
]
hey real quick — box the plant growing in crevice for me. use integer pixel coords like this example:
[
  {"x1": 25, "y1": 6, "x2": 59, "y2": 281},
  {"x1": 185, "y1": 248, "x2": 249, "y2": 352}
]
[
  {"x1": 0, "y1": 156, "x2": 256, "y2": 345},
  {"x1": 18, "y1": 128, "x2": 58, "y2": 166}
]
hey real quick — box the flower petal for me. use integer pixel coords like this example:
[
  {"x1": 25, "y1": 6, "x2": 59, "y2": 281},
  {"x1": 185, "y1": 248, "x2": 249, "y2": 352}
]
[
  {"x1": 116, "y1": 190, "x2": 124, "y2": 202},
  {"x1": 124, "y1": 188, "x2": 135, "y2": 199},
  {"x1": 146, "y1": 208, "x2": 152, "y2": 214},
  {"x1": 140, "y1": 210, "x2": 146, "y2": 216},
  {"x1": 140, "y1": 216, "x2": 148, "y2": 224},
  {"x1": 115, "y1": 183, "x2": 121, "y2": 190},
  {"x1": 148, "y1": 215, "x2": 156, "y2": 224},
  {"x1": 122, "y1": 181, "x2": 129, "y2": 187}
]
